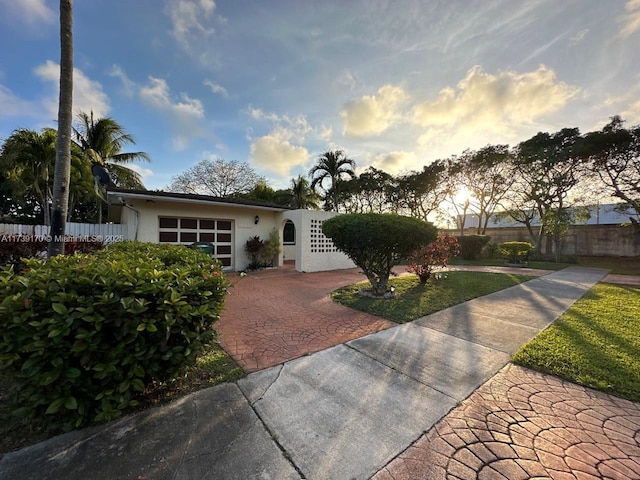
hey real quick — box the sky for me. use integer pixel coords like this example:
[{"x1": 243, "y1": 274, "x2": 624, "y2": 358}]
[{"x1": 1, "y1": 0, "x2": 640, "y2": 191}]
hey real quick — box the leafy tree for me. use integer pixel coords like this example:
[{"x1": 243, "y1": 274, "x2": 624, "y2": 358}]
[
  {"x1": 457, "y1": 145, "x2": 514, "y2": 234},
  {"x1": 309, "y1": 150, "x2": 356, "y2": 211},
  {"x1": 504, "y1": 128, "x2": 586, "y2": 258},
  {"x1": 338, "y1": 167, "x2": 395, "y2": 214},
  {"x1": 240, "y1": 181, "x2": 286, "y2": 204},
  {"x1": 580, "y1": 116, "x2": 640, "y2": 227},
  {"x1": 443, "y1": 158, "x2": 470, "y2": 233},
  {"x1": 167, "y1": 158, "x2": 264, "y2": 197},
  {"x1": 73, "y1": 110, "x2": 150, "y2": 189},
  {"x1": 396, "y1": 160, "x2": 449, "y2": 222},
  {"x1": 322, "y1": 213, "x2": 437, "y2": 296}
]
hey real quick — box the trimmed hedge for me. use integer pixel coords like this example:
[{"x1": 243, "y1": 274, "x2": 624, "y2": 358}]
[
  {"x1": 457, "y1": 235, "x2": 491, "y2": 260},
  {"x1": 0, "y1": 242, "x2": 228, "y2": 428}
]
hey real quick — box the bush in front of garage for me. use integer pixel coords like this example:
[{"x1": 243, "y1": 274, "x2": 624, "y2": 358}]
[{"x1": 0, "y1": 242, "x2": 228, "y2": 429}]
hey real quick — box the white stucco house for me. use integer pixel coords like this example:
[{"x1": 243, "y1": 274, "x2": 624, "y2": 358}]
[{"x1": 107, "y1": 188, "x2": 355, "y2": 272}]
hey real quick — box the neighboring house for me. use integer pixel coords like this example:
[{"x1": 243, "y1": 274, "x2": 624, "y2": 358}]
[
  {"x1": 460, "y1": 203, "x2": 638, "y2": 230},
  {"x1": 107, "y1": 188, "x2": 355, "y2": 272}
]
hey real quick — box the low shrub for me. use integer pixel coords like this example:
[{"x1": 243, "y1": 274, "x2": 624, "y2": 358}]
[
  {"x1": 457, "y1": 235, "x2": 491, "y2": 260},
  {"x1": 407, "y1": 235, "x2": 460, "y2": 282},
  {"x1": 500, "y1": 241, "x2": 534, "y2": 264},
  {"x1": 323, "y1": 213, "x2": 437, "y2": 296},
  {"x1": 245, "y1": 235, "x2": 264, "y2": 269},
  {"x1": 0, "y1": 242, "x2": 228, "y2": 429},
  {"x1": 484, "y1": 242, "x2": 501, "y2": 259},
  {"x1": 244, "y1": 229, "x2": 281, "y2": 270}
]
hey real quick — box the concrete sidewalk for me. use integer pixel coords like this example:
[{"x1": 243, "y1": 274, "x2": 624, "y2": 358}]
[{"x1": 0, "y1": 266, "x2": 625, "y2": 480}]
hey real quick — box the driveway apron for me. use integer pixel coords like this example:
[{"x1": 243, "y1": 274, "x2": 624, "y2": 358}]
[{"x1": 4, "y1": 266, "x2": 638, "y2": 480}]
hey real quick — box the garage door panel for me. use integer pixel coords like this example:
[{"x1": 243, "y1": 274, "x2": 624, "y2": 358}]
[{"x1": 158, "y1": 216, "x2": 234, "y2": 270}]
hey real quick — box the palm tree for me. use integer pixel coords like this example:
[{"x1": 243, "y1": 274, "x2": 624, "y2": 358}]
[
  {"x1": 73, "y1": 110, "x2": 150, "y2": 189},
  {"x1": 0, "y1": 128, "x2": 57, "y2": 224},
  {"x1": 1, "y1": 128, "x2": 98, "y2": 225},
  {"x1": 48, "y1": 0, "x2": 74, "y2": 256},
  {"x1": 309, "y1": 150, "x2": 356, "y2": 212},
  {"x1": 290, "y1": 175, "x2": 320, "y2": 209}
]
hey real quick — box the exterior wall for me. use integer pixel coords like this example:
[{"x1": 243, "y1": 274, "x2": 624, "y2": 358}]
[
  {"x1": 283, "y1": 244, "x2": 296, "y2": 260},
  {"x1": 119, "y1": 199, "x2": 282, "y2": 271},
  {"x1": 278, "y1": 210, "x2": 355, "y2": 272},
  {"x1": 446, "y1": 224, "x2": 640, "y2": 257}
]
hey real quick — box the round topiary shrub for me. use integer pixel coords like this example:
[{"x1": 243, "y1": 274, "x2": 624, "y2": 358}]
[
  {"x1": 322, "y1": 213, "x2": 437, "y2": 296},
  {"x1": 0, "y1": 242, "x2": 228, "y2": 428},
  {"x1": 499, "y1": 241, "x2": 534, "y2": 265}
]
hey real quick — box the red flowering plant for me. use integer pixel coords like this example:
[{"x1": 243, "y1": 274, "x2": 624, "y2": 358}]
[{"x1": 407, "y1": 234, "x2": 460, "y2": 283}]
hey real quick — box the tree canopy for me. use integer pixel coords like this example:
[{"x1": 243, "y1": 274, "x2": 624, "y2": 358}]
[{"x1": 167, "y1": 158, "x2": 264, "y2": 197}]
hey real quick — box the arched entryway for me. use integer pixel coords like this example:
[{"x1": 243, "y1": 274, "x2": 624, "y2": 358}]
[{"x1": 281, "y1": 219, "x2": 296, "y2": 268}]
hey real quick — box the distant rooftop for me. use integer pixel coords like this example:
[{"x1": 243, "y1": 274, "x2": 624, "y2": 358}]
[{"x1": 460, "y1": 203, "x2": 638, "y2": 229}]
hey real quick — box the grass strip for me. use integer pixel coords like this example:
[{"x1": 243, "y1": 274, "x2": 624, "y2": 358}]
[
  {"x1": 332, "y1": 271, "x2": 534, "y2": 324},
  {"x1": 513, "y1": 283, "x2": 640, "y2": 401}
]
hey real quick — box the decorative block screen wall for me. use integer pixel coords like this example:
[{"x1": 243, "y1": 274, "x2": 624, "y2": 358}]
[{"x1": 309, "y1": 218, "x2": 338, "y2": 254}]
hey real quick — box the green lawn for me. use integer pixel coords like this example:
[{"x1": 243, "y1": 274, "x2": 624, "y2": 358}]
[
  {"x1": 512, "y1": 283, "x2": 640, "y2": 402},
  {"x1": 332, "y1": 271, "x2": 534, "y2": 323}
]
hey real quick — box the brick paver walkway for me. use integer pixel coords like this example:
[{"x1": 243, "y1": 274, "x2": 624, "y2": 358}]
[
  {"x1": 217, "y1": 267, "x2": 393, "y2": 372},
  {"x1": 373, "y1": 364, "x2": 640, "y2": 480}
]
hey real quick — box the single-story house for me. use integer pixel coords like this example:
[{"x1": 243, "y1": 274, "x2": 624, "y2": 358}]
[{"x1": 107, "y1": 188, "x2": 355, "y2": 272}]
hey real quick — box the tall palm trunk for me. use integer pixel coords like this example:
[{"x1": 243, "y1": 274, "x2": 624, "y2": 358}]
[{"x1": 48, "y1": 0, "x2": 73, "y2": 257}]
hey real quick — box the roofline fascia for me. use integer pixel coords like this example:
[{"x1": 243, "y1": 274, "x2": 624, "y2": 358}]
[{"x1": 107, "y1": 191, "x2": 289, "y2": 213}]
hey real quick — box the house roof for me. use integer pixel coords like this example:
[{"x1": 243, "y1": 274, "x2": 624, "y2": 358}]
[{"x1": 107, "y1": 188, "x2": 294, "y2": 212}]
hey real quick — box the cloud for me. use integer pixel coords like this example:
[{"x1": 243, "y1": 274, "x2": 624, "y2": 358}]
[
  {"x1": 203, "y1": 79, "x2": 229, "y2": 98},
  {"x1": 165, "y1": 0, "x2": 224, "y2": 49},
  {"x1": 34, "y1": 60, "x2": 110, "y2": 119},
  {"x1": 569, "y1": 29, "x2": 589, "y2": 46},
  {"x1": 0, "y1": 0, "x2": 55, "y2": 27},
  {"x1": 0, "y1": 84, "x2": 34, "y2": 118},
  {"x1": 109, "y1": 64, "x2": 136, "y2": 97},
  {"x1": 369, "y1": 151, "x2": 418, "y2": 175},
  {"x1": 249, "y1": 135, "x2": 309, "y2": 175},
  {"x1": 126, "y1": 164, "x2": 155, "y2": 184},
  {"x1": 336, "y1": 69, "x2": 357, "y2": 90},
  {"x1": 341, "y1": 84, "x2": 408, "y2": 137},
  {"x1": 244, "y1": 107, "x2": 312, "y2": 175},
  {"x1": 600, "y1": 78, "x2": 640, "y2": 124},
  {"x1": 621, "y1": 0, "x2": 640, "y2": 37},
  {"x1": 413, "y1": 65, "x2": 578, "y2": 130},
  {"x1": 140, "y1": 76, "x2": 206, "y2": 151}
]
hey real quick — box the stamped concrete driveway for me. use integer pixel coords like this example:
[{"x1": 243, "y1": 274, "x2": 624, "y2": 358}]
[
  {"x1": 217, "y1": 266, "x2": 394, "y2": 372},
  {"x1": 216, "y1": 264, "x2": 553, "y2": 373}
]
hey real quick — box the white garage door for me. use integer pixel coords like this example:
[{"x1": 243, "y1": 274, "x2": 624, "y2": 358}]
[{"x1": 158, "y1": 217, "x2": 233, "y2": 269}]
